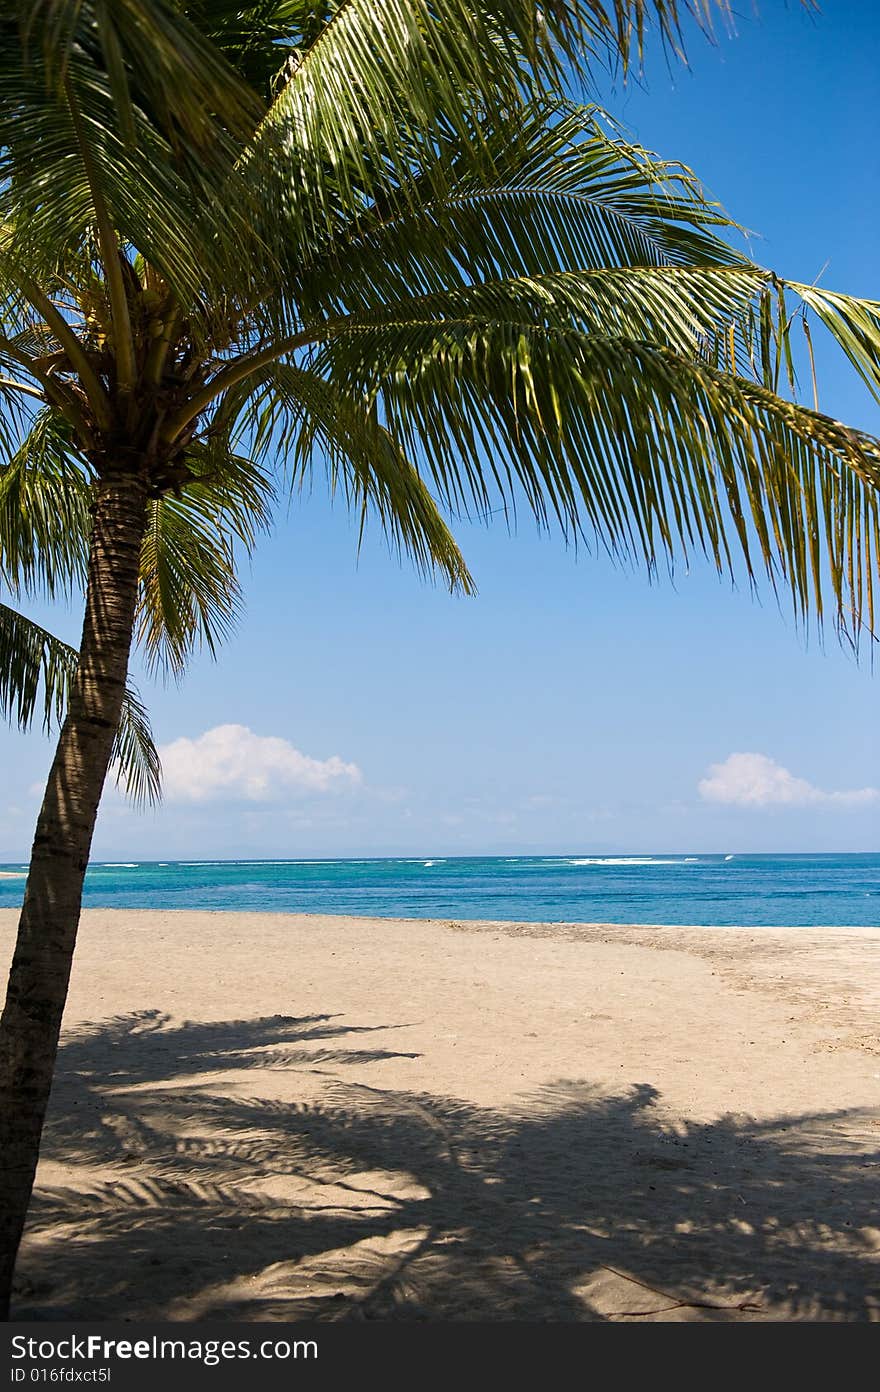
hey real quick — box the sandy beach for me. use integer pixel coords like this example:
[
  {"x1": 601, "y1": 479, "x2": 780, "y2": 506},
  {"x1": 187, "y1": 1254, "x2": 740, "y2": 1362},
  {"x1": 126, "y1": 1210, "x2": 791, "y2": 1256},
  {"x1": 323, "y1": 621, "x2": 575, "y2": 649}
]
[{"x1": 2, "y1": 908, "x2": 878, "y2": 1322}]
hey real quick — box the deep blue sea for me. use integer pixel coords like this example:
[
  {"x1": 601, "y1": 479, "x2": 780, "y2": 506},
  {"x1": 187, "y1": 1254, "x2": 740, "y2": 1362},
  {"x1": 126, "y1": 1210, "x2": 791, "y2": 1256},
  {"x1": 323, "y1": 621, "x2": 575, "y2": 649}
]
[{"x1": 1, "y1": 852, "x2": 879, "y2": 926}]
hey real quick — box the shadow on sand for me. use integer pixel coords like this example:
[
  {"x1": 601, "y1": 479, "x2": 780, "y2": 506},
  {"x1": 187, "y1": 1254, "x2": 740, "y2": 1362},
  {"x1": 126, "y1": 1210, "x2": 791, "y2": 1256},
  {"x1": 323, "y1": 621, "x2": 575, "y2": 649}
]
[{"x1": 12, "y1": 1009, "x2": 880, "y2": 1321}]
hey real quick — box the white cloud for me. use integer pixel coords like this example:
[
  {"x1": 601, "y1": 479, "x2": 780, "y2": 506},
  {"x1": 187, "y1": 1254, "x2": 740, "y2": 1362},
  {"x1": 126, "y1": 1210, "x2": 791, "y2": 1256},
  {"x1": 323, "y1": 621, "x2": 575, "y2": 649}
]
[
  {"x1": 158, "y1": 724, "x2": 362, "y2": 803},
  {"x1": 698, "y1": 752, "x2": 878, "y2": 809}
]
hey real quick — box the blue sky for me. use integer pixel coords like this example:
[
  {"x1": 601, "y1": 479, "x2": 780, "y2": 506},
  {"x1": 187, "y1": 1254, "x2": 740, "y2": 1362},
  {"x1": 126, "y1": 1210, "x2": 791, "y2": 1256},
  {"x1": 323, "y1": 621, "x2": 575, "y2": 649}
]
[{"x1": 2, "y1": 1, "x2": 879, "y2": 860}]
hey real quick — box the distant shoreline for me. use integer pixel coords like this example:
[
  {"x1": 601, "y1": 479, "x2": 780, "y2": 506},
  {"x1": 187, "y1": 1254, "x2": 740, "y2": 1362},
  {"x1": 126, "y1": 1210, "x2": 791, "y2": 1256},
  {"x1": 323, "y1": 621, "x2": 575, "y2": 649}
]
[
  {"x1": 4, "y1": 851, "x2": 880, "y2": 864},
  {"x1": 2, "y1": 851, "x2": 878, "y2": 928}
]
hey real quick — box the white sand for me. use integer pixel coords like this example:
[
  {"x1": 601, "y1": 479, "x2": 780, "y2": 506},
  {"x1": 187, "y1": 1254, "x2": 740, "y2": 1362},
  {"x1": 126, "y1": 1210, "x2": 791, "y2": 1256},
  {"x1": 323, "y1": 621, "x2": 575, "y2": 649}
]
[{"x1": 2, "y1": 909, "x2": 878, "y2": 1321}]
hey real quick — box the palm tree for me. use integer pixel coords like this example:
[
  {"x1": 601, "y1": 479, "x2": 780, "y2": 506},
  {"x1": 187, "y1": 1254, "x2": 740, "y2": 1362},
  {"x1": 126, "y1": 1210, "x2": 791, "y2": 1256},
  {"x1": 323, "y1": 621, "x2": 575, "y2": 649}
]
[{"x1": 1, "y1": 0, "x2": 880, "y2": 1316}]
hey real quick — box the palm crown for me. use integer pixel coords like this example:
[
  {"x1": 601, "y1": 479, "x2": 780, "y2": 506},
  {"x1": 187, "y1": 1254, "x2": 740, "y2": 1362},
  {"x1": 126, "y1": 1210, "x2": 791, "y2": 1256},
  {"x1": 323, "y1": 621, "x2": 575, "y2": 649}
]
[{"x1": 2, "y1": 2, "x2": 880, "y2": 700}]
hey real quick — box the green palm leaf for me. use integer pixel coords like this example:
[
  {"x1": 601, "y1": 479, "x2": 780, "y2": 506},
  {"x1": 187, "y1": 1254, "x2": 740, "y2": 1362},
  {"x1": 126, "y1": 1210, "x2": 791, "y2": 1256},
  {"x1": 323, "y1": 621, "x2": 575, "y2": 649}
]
[
  {"x1": 136, "y1": 451, "x2": 274, "y2": 675},
  {"x1": 0, "y1": 408, "x2": 90, "y2": 598},
  {"x1": 288, "y1": 103, "x2": 746, "y2": 320},
  {"x1": 305, "y1": 314, "x2": 880, "y2": 638},
  {"x1": 246, "y1": 364, "x2": 474, "y2": 591},
  {"x1": 0, "y1": 602, "x2": 161, "y2": 805},
  {"x1": 107, "y1": 682, "x2": 162, "y2": 809},
  {"x1": 788, "y1": 283, "x2": 880, "y2": 406}
]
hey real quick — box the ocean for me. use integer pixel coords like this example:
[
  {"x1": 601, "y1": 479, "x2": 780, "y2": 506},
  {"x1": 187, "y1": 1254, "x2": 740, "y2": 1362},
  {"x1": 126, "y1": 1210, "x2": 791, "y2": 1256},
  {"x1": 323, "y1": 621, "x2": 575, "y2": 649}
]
[{"x1": 1, "y1": 852, "x2": 878, "y2": 926}]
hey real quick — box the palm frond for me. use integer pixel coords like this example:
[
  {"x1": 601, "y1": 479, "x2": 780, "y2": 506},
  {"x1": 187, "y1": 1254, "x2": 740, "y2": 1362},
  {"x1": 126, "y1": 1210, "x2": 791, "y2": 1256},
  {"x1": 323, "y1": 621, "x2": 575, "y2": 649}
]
[
  {"x1": 239, "y1": 1, "x2": 754, "y2": 273},
  {"x1": 136, "y1": 451, "x2": 274, "y2": 676},
  {"x1": 0, "y1": 601, "x2": 161, "y2": 804},
  {"x1": 330, "y1": 264, "x2": 770, "y2": 366},
  {"x1": 110, "y1": 680, "x2": 162, "y2": 808},
  {"x1": 0, "y1": 38, "x2": 251, "y2": 308},
  {"x1": 307, "y1": 315, "x2": 880, "y2": 642},
  {"x1": 0, "y1": 408, "x2": 90, "y2": 598},
  {"x1": 244, "y1": 364, "x2": 474, "y2": 592},
  {"x1": 786, "y1": 283, "x2": 880, "y2": 406},
  {"x1": 287, "y1": 103, "x2": 746, "y2": 320},
  {"x1": 14, "y1": 0, "x2": 260, "y2": 150},
  {"x1": 0, "y1": 600, "x2": 75, "y2": 731}
]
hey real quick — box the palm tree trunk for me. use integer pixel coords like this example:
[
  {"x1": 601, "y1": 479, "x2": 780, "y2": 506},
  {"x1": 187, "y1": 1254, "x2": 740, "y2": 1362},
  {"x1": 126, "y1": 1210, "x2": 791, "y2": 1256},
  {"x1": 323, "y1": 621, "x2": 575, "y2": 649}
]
[{"x1": 0, "y1": 467, "x2": 148, "y2": 1319}]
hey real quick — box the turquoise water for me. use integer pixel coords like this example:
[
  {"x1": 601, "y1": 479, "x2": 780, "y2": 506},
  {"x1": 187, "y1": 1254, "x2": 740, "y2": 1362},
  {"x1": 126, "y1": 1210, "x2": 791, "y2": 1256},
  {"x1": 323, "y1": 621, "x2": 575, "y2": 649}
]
[{"x1": 1, "y1": 852, "x2": 878, "y2": 926}]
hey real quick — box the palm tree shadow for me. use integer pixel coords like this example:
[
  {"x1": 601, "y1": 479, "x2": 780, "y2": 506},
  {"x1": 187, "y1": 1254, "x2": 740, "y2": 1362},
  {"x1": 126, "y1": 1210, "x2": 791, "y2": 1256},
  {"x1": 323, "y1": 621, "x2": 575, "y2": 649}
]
[{"x1": 12, "y1": 1010, "x2": 880, "y2": 1322}]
